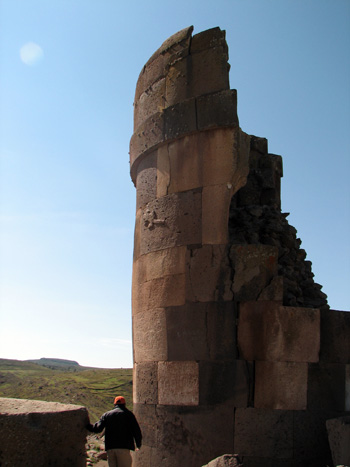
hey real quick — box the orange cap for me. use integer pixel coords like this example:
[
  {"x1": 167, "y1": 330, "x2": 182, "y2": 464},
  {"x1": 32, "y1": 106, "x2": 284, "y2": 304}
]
[{"x1": 114, "y1": 396, "x2": 126, "y2": 405}]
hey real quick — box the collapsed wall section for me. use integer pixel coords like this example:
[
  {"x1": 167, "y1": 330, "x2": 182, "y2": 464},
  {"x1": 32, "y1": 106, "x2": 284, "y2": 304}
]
[{"x1": 130, "y1": 26, "x2": 350, "y2": 467}]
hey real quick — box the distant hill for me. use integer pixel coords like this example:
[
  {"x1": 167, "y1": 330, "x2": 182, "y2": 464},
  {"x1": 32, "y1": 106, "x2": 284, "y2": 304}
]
[
  {"x1": 26, "y1": 358, "x2": 81, "y2": 370},
  {"x1": 0, "y1": 358, "x2": 133, "y2": 420}
]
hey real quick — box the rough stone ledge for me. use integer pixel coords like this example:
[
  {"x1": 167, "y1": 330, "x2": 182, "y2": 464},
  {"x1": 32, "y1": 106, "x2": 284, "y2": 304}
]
[{"x1": 0, "y1": 397, "x2": 89, "y2": 467}]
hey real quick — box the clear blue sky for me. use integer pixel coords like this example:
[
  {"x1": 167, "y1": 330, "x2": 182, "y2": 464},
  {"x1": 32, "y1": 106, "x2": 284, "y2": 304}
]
[{"x1": 1, "y1": 0, "x2": 349, "y2": 368}]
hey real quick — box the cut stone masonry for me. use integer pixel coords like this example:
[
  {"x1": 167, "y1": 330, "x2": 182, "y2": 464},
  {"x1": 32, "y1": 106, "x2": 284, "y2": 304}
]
[{"x1": 130, "y1": 26, "x2": 349, "y2": 467}]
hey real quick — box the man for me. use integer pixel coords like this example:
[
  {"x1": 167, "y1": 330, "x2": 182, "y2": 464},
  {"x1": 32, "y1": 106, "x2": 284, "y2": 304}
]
[{"x1": 86, "y1": 395, "x2": 142, "y2": 467}]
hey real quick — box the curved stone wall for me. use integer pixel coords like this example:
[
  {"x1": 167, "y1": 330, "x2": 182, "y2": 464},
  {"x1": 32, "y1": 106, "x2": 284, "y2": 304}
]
[
  {"x1": 130, "y1": 27, "x2": 350, "y2": 467},
  {"x1": 131, "y1": 26, "x2": 250, "y2": 467}
]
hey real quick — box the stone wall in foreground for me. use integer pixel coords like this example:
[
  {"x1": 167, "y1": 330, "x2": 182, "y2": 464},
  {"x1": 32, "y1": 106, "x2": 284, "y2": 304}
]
[
  {"x1": 130, "y1": 26, "x2": 350, "y2": 467},
  {"x1": 0, "y1": 398, "x2": 88, "y2": 466}
]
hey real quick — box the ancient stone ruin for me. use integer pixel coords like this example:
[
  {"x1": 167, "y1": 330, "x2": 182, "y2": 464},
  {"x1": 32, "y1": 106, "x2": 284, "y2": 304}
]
[
  {"x1": 0, "y1": 398, "x2": 88, "y2": 466},
  {"x1": 130, "y1": 26, "x2": 350, "y2": 466}
]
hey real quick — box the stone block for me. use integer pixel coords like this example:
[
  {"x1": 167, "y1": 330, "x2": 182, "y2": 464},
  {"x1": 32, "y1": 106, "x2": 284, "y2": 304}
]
[
  {"x1": 132, "y1": 209, "x2": 141, "y2": 262},
  {"x1": 190, "y1": 27, "x2": 227, "y2": 54},
  {"x1": 326, "y1": 416, "x2": 350, "y2": 467},
  {"x1": 201, "y1": 128, "x2": 246, "y2": 188},
  {"x1": 133, "y1": 274, "x2": 186, "y2": 315},
  {"x1": 307, "y1": 362, "x2": 346, "y2": 411},
  {"x1": 158, "y1": 361, "x2": 199, "y2": 406},
  {"x1": 155, "y1": 404, "x2": 234, "y2": 467},
  {"x1": 237, "y1": 302, "x2": 320, "y2": 363},
  {"x1": 133, "y1": 308, "x2": 167, "y2": 362},
  {"x1": 258, "y1": 275, "x2": 284, "y2": 303},
  {"x1": 165, "y1": 56, "x2": 190, "y2": 107},
  {"x1": 164, "y1": 98, "x2": 197, "y2": 140},
  {"x1": 136, "y1": 152, "x2": 157, "y2": 210},
  {"x1": 156, "y1": 144, "x2": 170, "y2": 198},
  {"x1": 130, "y1": 112, "x2": 164, "y2": 172},
  {"x1": 254, "y1": 361, "x2": 308, "y2": 410},
  {"x1": 191, "y1": 46, "x2": 229, "y2": 97},
  {"x1": 199, "y1": 361, "x2": 251, "y2": 407},
  {"x1": 293, "y1": 409, "x2": 336, "y2": 463},
  {"x1": 131, "y1": 444, "x2": 154, "y2": 467},
  {"x1": 320, "y1": 308, "x2": 350, "y2": 363},
  {"x1": 199, "y1": 361, "x2": 235, "y2": 405},
  {"x1": 230, "y1": 244, "x2": 279, "y2": 301},
  {"x1": 250, "y1": 135, "x2": 268, "y2": 154},
  {"x1": 133, "y1": 403, "x2": 157, "y2": 448},
  {"x1": 186, "y1": 244, "x2": 232, "y2": 302},
  {"x1": 202, "y1": 184, "x2": 232, "y2": 245},
  {"x1": 234, "y1": 408, "x2": 293, "y2": 458},
  {"x1": 139, "y1": 190, "x2": 202, "y2": 255},
  {"x1": 166, "y1": 303, "x2": 209, "y2": 361},
  {"x1": 0, "y1": 398, "x2": 88, "y2": 467},
  {"x1": 136, "y1": 246, "x2": 186, "y2": 283},
  {"x1": 134, "y1": 26, "x2": 193, "y2": 102},
  {"x1": 202, "y1": 454, "x2": 243, "y2": 467},
  {"x1": 166, "y1": 134, "x2": 203, "y2": 194},
  {"x1": 133, "y1": 362, "x2": 158, "y2": 404},
  {"x1": 197, "y1": 90, "x2": 238, "y2": 130},
  {"x1": 207, "y1": 301, "x2": 237, "y2": 360},
  {"x1": 134, "y1": 77, "x2": 166, "y2": 130}
]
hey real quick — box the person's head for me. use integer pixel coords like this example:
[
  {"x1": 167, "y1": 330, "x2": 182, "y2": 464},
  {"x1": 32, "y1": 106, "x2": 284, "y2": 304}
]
[{"x1": 114, "y1": 395, "x2": 126, "y2": 406}]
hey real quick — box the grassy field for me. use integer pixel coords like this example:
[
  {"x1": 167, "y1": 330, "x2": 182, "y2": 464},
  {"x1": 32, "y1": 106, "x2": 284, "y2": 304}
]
[{"x1": 0, "y1": 358, "x2": 133, "y2": 421}]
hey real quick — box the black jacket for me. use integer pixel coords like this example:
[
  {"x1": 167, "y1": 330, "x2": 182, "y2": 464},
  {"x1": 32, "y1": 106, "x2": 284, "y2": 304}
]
[{"x1": 87, "y1": 405, "x2": 142, "y2": 451}]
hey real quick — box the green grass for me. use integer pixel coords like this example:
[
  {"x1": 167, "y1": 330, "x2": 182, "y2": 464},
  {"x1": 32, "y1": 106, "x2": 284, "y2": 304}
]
[{"x1": 0, "y1": 359, "x2": 133, "y2": 421}]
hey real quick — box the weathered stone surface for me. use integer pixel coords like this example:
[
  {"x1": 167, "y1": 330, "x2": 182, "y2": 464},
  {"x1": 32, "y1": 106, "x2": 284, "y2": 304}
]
[
  {"x1": 132, "y1": 273, "x2": 186, "y2": 315},
  {"x1": 326, "y1": 416, "x2": 350, "y2": 467},
  {"x1": 197, "y1": 90, "x2": 238, "y2": 130},
  {"x1": 134, "y1": 77, "x2": 166, "y2": 131},
  {"x1": 190, "y1": 27, "x2": 227, "y2": 55},
  {"x1": 320, "y1": 308, "x2": 350, "y2": 363},
  {"x1": 156, "y1": 144, "x2": 170, "y2": 197},
  {"x1": 166, "y1": 303, "x2": 209, "y2": 361},
  {"x1": 136, "y1": 151, "x2": 157, "y2": 210},
  {"x1": 158, "y1": 361, "x2": 199, "y2": 406},
  {"x1": 202, "y1": 184, "x2": 233, "y2": 245},
  {"x1": 155, "y1": 404, "x2": 234, "y2": 467},
  {"x1": 254, "y1": 361, "x2": 308, "y2": 410},
  {"x1": 139, "y1": 190, "x2": 202, "y2": 255},
  {"x1": 186, "y1": 244, "x2": 232, "y2": 302},
  {"x1": 133, "y1": 404, "x2": 157, "y2": 447},
  {"x1": 164, "y1": 98, "x2": 197, "y2": 141},
  {"x1": 202, "y1": 454, "x2": 243, "y2": 467},
  {"x1": 136, "y1": 246, "x2": 187, "y2": 283},
  {"x1": 207, "y1": 301, "x2": 237, "y2": 360},
  {"x1": 135, "y1": 26, "x2": 193, "y2": 102},
  {"x1": 190, "y1": 46, "x2": 229, "y2": 97},
  {"x1": 230, "y1": 244, "x2": 278, "y2": 301},
  {"x1": 237, "y1": 302, "x2": 320, "y2": 362},
  {"x1": 199, "y1": 361, "x2": 253, "y2": 407},
  {"x1": 293, "y1": 409, "x2": 336, "y2": 463},
  {"x1": 133, "y1": 362, "x2": 158, "y2": 404},
  {"x1": 307, "y1": 362, "x2": 346, "y2": 411},
  {"x1": 0, "y1": 398, "x2": 88, "y2": 467},
  {"x1": 234, "y1": 407, "x2": 293, "y2": 458},
  {"x1": 258, "y1": 275, "x2": 284, "y2": 302},
  {"x1": 133, "y1": 308, "x2": 167, "y2": 362}
]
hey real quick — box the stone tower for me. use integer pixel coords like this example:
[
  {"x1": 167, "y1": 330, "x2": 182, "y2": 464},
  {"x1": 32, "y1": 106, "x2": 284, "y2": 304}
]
[{"x1": 130, "y1": 26, "x2": 349, "y2": 467}]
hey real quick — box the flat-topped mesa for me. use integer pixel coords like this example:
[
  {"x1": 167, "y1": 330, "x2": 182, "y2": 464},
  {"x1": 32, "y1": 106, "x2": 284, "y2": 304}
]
[{"x1": 130, "y1": 27, "x2": 348, "y2": 467}]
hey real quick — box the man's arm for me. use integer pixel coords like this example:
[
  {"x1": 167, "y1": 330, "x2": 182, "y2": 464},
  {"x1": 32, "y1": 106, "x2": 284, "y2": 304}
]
[
  {"x1": 86, "y1": 415, "x2": 106, "y2": 433},
  {"x1": 130, "y1": 413, "x2": 142, "y2": 448}
]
